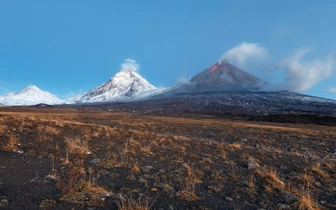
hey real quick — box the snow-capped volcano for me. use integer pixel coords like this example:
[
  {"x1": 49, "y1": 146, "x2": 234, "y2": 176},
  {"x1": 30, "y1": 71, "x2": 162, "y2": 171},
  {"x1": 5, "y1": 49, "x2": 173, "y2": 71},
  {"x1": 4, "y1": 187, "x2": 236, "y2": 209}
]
[
  {"x1": 0, "y1": 85, "x2": 63, "y2": 106},
  {"x1": 68, "y1": 70, "x2": 157, "y2": 104}
]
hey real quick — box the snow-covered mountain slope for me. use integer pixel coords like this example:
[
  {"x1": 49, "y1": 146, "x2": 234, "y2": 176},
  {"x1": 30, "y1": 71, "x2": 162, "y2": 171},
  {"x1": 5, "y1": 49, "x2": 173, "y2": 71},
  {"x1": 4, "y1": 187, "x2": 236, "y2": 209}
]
[
  {"x1": 160, "y1": 61, "x2": 267, "y2": 95},
  {"x1": 68, "y1": 70, "x2": 157, "y2": 104},
  {"x1": 0, "y1": 86, "x2": 63, "y2": 106}
]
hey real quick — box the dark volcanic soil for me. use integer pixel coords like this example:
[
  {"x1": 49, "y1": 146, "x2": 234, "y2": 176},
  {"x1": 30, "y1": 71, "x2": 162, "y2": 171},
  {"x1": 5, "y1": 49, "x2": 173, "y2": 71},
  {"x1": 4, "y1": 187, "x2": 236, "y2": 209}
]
[{"x1": 0, "y1": 108, "x2": 336, "y2": 210}]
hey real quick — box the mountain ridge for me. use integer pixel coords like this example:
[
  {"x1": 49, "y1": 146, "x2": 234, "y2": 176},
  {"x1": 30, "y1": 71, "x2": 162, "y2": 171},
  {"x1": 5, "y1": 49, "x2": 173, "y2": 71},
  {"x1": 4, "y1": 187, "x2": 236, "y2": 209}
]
[
  {"x1": 88, "y1": 90, "x2": 336, "y2": 116},
  {"x1": 1, "y1": 60, "x2": 335, "y2": 113}
]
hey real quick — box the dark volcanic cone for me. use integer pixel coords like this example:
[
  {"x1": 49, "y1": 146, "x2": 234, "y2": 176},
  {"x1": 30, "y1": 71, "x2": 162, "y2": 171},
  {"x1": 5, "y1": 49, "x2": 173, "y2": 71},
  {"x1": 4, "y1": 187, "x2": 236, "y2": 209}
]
[
  {"x1": 190, "y1": 61, "x2": 267, "y2": 91},
  {"x1": 163, "y1": 61, "x2": 268, "y2": 95}
]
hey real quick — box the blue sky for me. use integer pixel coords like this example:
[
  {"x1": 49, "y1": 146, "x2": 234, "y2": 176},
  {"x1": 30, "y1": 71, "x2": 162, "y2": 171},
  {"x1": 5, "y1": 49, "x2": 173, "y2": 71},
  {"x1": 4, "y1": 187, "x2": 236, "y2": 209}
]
[{"x1": 0, "y1": 0, "x2": 335, "y2": 99}]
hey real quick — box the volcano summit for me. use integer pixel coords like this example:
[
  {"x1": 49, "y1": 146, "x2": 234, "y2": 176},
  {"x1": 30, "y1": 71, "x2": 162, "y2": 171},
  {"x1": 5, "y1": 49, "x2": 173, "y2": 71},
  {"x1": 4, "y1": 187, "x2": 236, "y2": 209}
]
[
  {"x1": 68, "y1": 70, "x2": 157, "y2": 104},
  {"x1": 190, "y1": 61, "x2": 267, "y2": 91},
  {"x1": 162, "y1": 61, "x2": 268, "y2": 95}
]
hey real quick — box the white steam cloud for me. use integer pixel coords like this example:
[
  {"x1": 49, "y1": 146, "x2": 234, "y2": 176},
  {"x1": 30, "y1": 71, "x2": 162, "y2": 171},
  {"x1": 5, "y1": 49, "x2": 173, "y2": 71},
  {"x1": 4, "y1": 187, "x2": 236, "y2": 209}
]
[
  {"x1": 324, "y1": 86, "x2": 336, "y2": 94},
  {"x1": 218, "y1": 42, "x2": 268, "y2": 66},
  {"x1": 279, "y1": 49, "x2": 336, "y2": 92},
  {"x1": 121, "y1": 58, "x2": 140, "y2": 72},
  {"x1": 177, "y1": 77, "x2": 190, "y2": 85}
]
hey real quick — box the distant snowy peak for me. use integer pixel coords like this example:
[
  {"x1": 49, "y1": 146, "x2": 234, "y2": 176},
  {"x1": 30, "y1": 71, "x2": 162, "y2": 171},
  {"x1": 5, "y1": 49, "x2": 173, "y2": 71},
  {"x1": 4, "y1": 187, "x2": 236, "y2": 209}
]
[
  {"x1": 0, "y1": 85, "x2": 63, "y2": 106},
  {"x1": 69, "y1": 70, "x2": 157, "y2": 104},
  {"x1": 105, "y1": 70, "x2": 156, "y2": 96},
  {"x1": 21, "y1": 85, "x2": 41, "y2": 92}
]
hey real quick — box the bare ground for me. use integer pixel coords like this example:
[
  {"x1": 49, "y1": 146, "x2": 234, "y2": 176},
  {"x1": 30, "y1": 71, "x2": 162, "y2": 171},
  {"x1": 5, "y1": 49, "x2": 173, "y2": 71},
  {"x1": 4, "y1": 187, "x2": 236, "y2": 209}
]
[{"x1": 0, "y1": 108, "x2": 335, "y2": 210}]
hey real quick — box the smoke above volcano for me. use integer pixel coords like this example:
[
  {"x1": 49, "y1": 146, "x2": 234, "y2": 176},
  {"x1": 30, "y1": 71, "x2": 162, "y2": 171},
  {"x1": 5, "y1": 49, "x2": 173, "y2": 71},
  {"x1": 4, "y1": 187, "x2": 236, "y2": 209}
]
[
  {"x1": 279, "y1": 49, "x2": 336, "y2": 92},
  {"x1": 121, "y1": 58, "x2": 140, "y2": 72},
  {"x1": 218, "y1": 42, "x2": 268, "y2": 66},
  {"x1": 219, "y1": 43, "x2": 336, "y2": 93}
]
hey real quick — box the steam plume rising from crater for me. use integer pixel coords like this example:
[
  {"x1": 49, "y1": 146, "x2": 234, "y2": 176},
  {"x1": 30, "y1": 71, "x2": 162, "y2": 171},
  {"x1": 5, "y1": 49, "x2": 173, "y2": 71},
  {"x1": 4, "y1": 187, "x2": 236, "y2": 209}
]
[
  {"x1": 121, "y1": 58, "x2": 140, "y2": 72},
  {"x1": 218, "y1": 42, "x2": 268, "y2": 66}
]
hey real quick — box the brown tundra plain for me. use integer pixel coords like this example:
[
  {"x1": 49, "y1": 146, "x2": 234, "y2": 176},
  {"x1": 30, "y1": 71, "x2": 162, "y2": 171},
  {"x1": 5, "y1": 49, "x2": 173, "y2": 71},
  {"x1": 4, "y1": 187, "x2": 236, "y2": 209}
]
[{"x1": 0, "y1": 107, "x2": 335, "y2": 210}]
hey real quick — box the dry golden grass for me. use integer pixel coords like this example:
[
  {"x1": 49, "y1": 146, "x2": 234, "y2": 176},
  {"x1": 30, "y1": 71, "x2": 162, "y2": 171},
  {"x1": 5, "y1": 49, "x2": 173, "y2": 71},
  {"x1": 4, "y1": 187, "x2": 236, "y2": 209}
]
[
  {"x1": 2, "y1": 133, "x2": 20, "y2": 152},
  {"x1": 298, "y1": 172, "x2": 313, "y2": 186},
  {"x1": 117, "y1": 195, "x2": 153, "y2": 210},
  {"x1": 37, "y1": 124, "x2": 61, "y2": 136},
  {"x1": 36, "y1": 135, "x2": 52, "y2": 142},
  {"x1": 218, "y1": 148, "x2": 227, "y2": 159},
  {"x1": 129, "y1": 138, "x2": 141, "y2": 148},
  {"x1": 48, "y1": 159, "x2": 58, "y2": 180},
  {"x1": 262, "y1": 168, "x2": 285, "y2": 190},
  {"x1": 0, "y1": 124, "x2": 7, "y2": 134},
  {"x1": 124, "y1": 141, "x2": 136, "y2": 155},
  {"x1": 294, "y1": 187, "x2": 320, "y2": 210},
  {"x1": 173, "y1": 135, "x2": 190, "y2": 141},
  {"x1": 246, "y1": 174, "x2": 256, "y2": 190},
  {"x1": 80, "y1": 180, "x2": 109, "y2": 196},
  {"x1": 174, "y1": 145, "x2": 186, "y2": 154},
  {"x1": 227, "y1": 143, "x2": 241, "y2": 150},
  {"x1": 57, "y1": 162, "x2": 86, "y2": 203},
  {"x1": 130, "y1": 161, "x2": 140, "y2": 174},
  {"x1": 177, "y1": 178, "x2": 199, "y2": 201},
  {"x1": 312, "y1": 163, "x2": 330, "y2": 178},
  {"x1": 58, "y1": 162, "x2": 109, "y2": 205},
  {"x1": 64, "y1": 137, "x2": 91, "y2": 156},
  {"x1": 139, "y1": 144, "x2": 152, "y2": 155},
  {"x1": 265, "y1": 185, "x2": 273, "y2": 194},
  {"x1": 182, "y1": 163, "x2": 197, "y2": 179},
  {"x1": 123, "y1": 142, "x2": 129, "y2": 154},
  {"x1": 39, "y1": 199, "x2": 57, "y2": 209}
]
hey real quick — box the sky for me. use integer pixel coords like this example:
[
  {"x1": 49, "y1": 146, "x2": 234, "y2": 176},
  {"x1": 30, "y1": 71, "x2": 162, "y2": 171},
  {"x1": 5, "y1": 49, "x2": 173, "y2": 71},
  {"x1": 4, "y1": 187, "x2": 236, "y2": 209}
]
[{"x1": 0, "y1": 0, "x2": 336, "y2": 100}]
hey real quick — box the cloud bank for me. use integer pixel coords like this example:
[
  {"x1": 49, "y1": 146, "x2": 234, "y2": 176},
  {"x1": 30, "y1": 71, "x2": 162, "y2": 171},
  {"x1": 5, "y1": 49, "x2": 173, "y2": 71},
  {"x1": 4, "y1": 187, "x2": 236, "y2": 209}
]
[
  {"x1": 121, "y1": 58, "x2": 140, "y2": 72},
  {"x1": 218, "y1": 42, "x2": 268, "y2": 66},
  {"x1": 279, "y1": 49, "x2": 336, "y2": 92}
]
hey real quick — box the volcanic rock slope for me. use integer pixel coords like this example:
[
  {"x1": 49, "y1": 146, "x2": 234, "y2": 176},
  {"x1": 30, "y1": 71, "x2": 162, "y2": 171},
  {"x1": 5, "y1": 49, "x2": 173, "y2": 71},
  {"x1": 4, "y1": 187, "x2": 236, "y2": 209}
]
[
  {"x1": 162, "y1": 61, "x2": 268, "y2": 95},
  {"x1": 191, "y1": 61, "x2": 267, "y2": 90}
]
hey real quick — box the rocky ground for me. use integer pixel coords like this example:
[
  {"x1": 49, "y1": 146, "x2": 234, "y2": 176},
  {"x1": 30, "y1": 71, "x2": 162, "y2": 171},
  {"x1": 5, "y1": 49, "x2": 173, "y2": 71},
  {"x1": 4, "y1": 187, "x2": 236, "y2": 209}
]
[{"x1": 0, "y1": 107, "x2": 335, "y2": 209}]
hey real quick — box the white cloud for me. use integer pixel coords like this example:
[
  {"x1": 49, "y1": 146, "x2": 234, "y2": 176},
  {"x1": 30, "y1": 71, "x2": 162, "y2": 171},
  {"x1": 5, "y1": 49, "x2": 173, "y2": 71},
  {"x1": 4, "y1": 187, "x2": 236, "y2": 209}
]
[
  {"x1": 218, "y1": 42, "x2": 268, "y2": 66},
  {"x1": 325, "y1": 86, "x2": 336, "y2": 93},
  {"x1": 279, "y1": 49, "x2": 336, "y2": 92},
  {"x1": 176, "y1": 77, "x2": 190, "y2": 85},
  {"x1": 121, "y1": 58, "x2": 140, "y2": 72}
]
